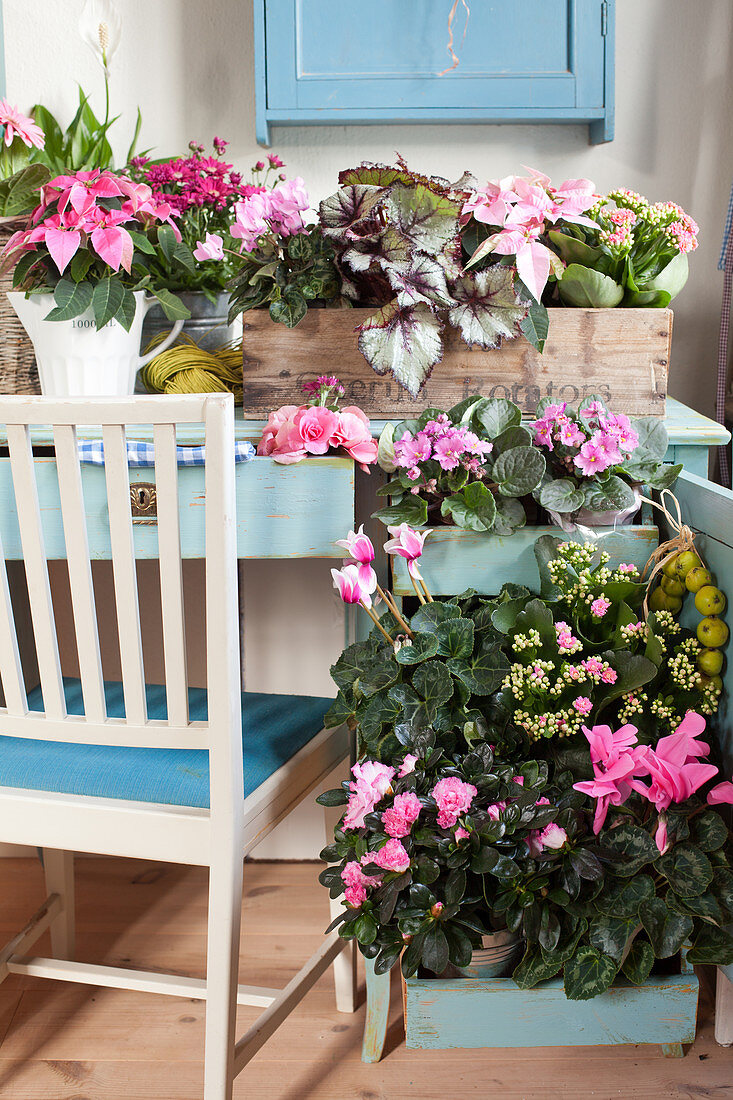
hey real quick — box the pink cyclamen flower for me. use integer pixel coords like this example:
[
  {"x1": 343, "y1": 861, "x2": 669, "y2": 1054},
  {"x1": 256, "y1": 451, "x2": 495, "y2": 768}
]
[
  {"x1": 371, "y1": 838, "x2": 411, "y2": 873},
  {"x1": 591, "y1": 597, "x2": 611, "y2": 618},
  {"x1": 707, "y1": 780, "x2": 733, "y2": 805},
  {"x1": 630, "y1": 713, "x2": 718, "y2": 812},
  {"x1": 382, "y1": 791, "x2": 422, "y2": 838},
  {"x1": 335, "y1": 524, "x2": 377, "y2": 591},
  {"x1": 573, "y1": 697, "x2": 593, "y2": 716},
  {"x1": 193, "y1": 232, "x2": 224, "y2": 261},
  {"x1": 654, "y1": 816, "x2": 669, "y2": 855},
  {"x1": 331, "y1": 564, "x2": 372, "y2": 609},
  {"x1": 398, "y1": 753, "x2": 418, "y2": 778},
  {"x1": 431, "y1": 777, "x2": 477, "y2": 829},
  {"x1": 384, "y1": 523, "x2": 431, "y2": 579},
  {"x1": 0, "y1": 100, "x2": 44, "y2": 148}
]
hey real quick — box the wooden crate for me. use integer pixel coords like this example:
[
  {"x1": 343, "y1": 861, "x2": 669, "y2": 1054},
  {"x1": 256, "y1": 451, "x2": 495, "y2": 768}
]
[
  {"x1": 241, "y1": 307, "x2": 672, "y2": 419},
  {"x1": 390, "y1": 524, "x2": 659, "y2": 598},
  {"x1": 403, "y1": 963, "x2": 698, "y2": 1051}
]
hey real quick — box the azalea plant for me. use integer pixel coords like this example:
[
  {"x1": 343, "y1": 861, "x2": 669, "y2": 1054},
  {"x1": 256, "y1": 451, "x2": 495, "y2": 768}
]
[
  {"x1": 1, "y1": 168, "x2": 192, "y2": 329},
  {"x1": 129, "y1": 145, "x2": 282, "y2": 299},
  {"x1": 257, "y1": 375, "x2": 377, "y2": 468},
  {"x1": 530, "y1": 395, "x2": 682, "y2": 520},
  {"x1": 374, "y1": 396, "x2": 545, "y2": 533}
]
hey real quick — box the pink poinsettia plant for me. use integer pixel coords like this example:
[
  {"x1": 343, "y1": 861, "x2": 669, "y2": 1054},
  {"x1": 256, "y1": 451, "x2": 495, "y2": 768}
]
[
  {"x1": 0, "y1": 167, "x2": 192, "y2": 330},
  {"x1": 257, "y1": 375, "x2": 378, "y2": 470}
]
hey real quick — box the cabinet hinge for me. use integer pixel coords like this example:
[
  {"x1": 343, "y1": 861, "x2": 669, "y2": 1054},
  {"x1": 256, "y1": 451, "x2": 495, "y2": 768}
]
[{"x1": 601, "y1": 1, "x2": 608, "y2": 36}]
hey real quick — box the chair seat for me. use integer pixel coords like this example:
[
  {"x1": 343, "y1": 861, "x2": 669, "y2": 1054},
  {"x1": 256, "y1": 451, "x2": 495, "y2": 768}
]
[{"x1": 0, "y1": 678, "x2": 334, "y2": 810}]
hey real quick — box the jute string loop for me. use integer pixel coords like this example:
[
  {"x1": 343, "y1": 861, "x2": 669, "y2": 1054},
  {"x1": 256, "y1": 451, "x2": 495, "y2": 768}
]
[
  {"x1": 139, "y1": 333, "x2": 243, "y2": 401},
  {"x1": 638, "y1": 489, "x2": 705, "y2": 617}
]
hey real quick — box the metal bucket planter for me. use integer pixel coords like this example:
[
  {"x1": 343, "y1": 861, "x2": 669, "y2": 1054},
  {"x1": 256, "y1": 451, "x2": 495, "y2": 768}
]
[{"x1": 143, "y1": 291, "x2": 241, "y2": 352}]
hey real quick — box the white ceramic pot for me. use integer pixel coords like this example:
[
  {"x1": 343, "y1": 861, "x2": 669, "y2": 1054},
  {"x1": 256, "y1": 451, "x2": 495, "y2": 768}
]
[
  {"x1": 7, "y1": 290, "x2": 184, "y2": 397},
  {"x1": 547, "y1": 484, "x2": 643, "y2": 533}
]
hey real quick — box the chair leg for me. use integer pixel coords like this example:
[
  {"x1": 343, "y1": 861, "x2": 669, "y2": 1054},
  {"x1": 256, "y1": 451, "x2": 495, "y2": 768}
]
[
  {"x1": 204, "y1": 853, "x2": 244, "y2": 1100},
  {"x1": 323, "y1": 802, "x2": 357, "y2": 1013},
  {"x1": 42, "y1": 849, "x2": 75, "y2": 960},
  {"x1": 715, "y1": 966, "x2": 733, "y2": 1046}
]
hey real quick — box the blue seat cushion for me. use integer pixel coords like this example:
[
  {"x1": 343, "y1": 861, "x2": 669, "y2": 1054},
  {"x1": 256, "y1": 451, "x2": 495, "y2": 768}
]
[{"x1": 0, "y1": 678, "x2": 334, "y2": 810}]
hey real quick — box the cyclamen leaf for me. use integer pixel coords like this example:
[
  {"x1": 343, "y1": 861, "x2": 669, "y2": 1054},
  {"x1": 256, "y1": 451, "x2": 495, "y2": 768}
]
[
  {"x1": 358, "y1": 302, "x2": 443, "y2": 398},
  {"x1": 563, "y1": 946, "x2": 617, "y2": 1001},
  {"x1": 589, "y1": 915, "x2": 636, "y2": 963},
  {"x1": 449, "y1": 267, "x2": 527, "y2": 350},
  {"x1": 621, "y1": 938, "x2": 654, "y2": 984},
  {"x1": 595, "y1": 874, "x2": 655, "y2": 918},
  {"x1": 598, "y1": 821, "x2": 659, "y2": 877},
  {"x1": 639, "y1": 896, "x2": 692, "y2": 958},
  {"x1": 691, "y1": 811, "x2": 729, "y2": 853},
  {"x1": 656, "y1": 844, "x2": 713, "y2": 898},
  {"x1": 512, "y1": 944, "x2": 563, "y2": 989},
  {"x1": 686, "y1": 924, "x2": 733, "y2": 966}
]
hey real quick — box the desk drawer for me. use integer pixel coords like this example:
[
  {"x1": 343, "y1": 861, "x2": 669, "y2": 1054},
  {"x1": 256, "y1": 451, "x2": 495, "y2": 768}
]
[{"x1": 0, "y1": 455, "x2": 354, "y2": 560}]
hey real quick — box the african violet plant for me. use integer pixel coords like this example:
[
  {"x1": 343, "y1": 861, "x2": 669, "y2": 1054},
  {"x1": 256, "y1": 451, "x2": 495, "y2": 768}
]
[
  {"x1": 374, "y1": 396, "x2": 545, "y2": 533},
  {"x1": 530, "y1": 394, "x2": 682, "y2": 521}
]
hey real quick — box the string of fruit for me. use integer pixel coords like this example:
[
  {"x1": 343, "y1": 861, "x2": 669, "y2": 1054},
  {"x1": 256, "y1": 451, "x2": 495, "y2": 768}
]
[{"x1": 649, "y1": 549, "x2": 728, "y2": 694}]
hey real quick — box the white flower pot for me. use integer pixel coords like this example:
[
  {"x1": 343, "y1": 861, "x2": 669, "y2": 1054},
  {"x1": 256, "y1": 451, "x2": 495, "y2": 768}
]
[{"x1": 7, "y1": 290, "x2": 183, "y2": 397}]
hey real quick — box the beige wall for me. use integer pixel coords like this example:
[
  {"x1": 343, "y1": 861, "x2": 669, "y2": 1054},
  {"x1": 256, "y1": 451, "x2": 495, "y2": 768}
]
[{"x1": 4, "y1": 0, "x2": 732, "y2": 854}]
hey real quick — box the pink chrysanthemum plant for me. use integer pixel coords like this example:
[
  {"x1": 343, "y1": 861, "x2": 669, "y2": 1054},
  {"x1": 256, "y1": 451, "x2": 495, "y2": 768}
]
[
  {"x1": 0, "y1": 168, "x2": 193, "y2": 330},
  {"x1": 375, "y1": 395, "x2": 546, "y2": 534},
  {"x1": 317, "y1": 735, "x2": 563, "y2": 980},
  {"x1": 530, "y1": 393, "x2": 682, "y2": 522}
]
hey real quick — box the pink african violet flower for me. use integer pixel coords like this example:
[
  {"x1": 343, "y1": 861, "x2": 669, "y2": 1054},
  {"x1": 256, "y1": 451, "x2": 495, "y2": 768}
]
[
  {"x1": 591, "y1": 430, "x2": 623, "y2": 466},
  {"x1": 371, "y1": 838, "x2": 411, "y2": 873},
  {"x1": 398, "y1": 753, "x2": 418, "y2": 778},
  {"x1": 331, "y1": 408, "x2": 378, "y2": 469},
  {"x1": 394, "y1": 430, "x2": 433, "y2": 468},
  {"x1": 454, "y1": 827, "x2": 470, "y2": 842},
  {"x1": 193, "y1": 232, "x2": 224, "y2": 261},
  {"x1": 384, "y1": 524, "x2": 431, "y2": 579},
  {"x1": 558, "y1": 421, "x2": 585, "y2": 447},
  {"x1": 573, "y1": 697, "x2": 593, "y2": 716},
  {"x1": 574, "y1": 439, "x2": 610, "y2": 476},
  {"x1": 331, "y1": 564, "x2": 373, "y2": 609},
  {"x1": 382, "y1": 791, "x2": 422, "y2": 839},
  {"x1": 707, "y1": 780, "x2": 733, "y2": 805},
  {"x1": 591, "y1": 597, "x2": 611, "y2": 618},
  {"x1": 431, "y1": 776, "x2": 477, "y2": 829},
  {"x1": 0, "y1": 100, "x2": 44, "y2": 149},
  {"x1": 580, "y1": 400, "x2": 606, "y2": 420}
]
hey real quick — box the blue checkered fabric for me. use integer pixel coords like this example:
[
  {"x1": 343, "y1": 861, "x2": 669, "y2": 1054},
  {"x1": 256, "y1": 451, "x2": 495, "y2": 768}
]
[{"x1": 77, "y1": 439, "x2": 255, "y2": 466}]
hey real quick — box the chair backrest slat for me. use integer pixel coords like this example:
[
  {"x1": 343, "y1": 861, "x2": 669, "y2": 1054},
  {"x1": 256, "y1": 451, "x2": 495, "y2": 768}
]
[
  {"x1": 0, "y1": 531, "x2": 27, "y2": 715},
  {"x1": 153, "y1": 423, "x2": 188, "y2": 727},
  {"x1": 6, "y1": 424, "x2": 66, "y2": 720},
  {"x1": 53, "y1": 424, "x2": 106, "y2": 723},
  {"x1": 102, "y1": 424, "x2": 148, "y2": 726}
]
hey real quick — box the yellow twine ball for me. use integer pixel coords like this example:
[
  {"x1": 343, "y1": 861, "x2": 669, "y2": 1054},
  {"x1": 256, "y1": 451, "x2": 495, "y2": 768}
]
[{"x1": 140, "y1": 333, "x2": 243, "y2": 401}]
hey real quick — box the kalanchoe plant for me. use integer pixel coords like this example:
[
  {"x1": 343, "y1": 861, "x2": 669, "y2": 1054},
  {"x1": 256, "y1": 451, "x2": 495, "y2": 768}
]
[
  {"x1": 374, "y1": 396, "x2": 545, "y2": 533},
  {"x1": 549, "y1": 189, "x2": 698, "y2": 309},
  {"x1": 317, "y1": 736, "x2": 563, "y2": 979},
  {"x1": 530, "y1": 394, "x2": 682, "y2": 520},
  {"x1": 226, "y1": 171, "x2": 341, "y2": 327},
  {"x1": 319, "y1": 159, "x2": 529, "y2": 397},
  {"x1": 0, "y1": 168, "x2": 192, "y2": 329}
]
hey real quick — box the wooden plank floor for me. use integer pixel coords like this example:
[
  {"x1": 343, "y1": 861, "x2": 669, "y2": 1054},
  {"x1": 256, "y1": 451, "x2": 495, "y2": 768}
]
[{"x1": 0, "y1": 857, "x2": 730, "y2": 1099}]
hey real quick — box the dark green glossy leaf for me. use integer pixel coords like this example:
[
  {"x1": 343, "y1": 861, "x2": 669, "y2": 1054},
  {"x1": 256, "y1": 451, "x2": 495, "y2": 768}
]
[
  {"x1": 639, "y1": 896, "x2": 692, "y2": 958},
  {"x1": 657, "y1": 844, "x2": 713, "y2": 898},
  {"x1": 621, "y1": 938, "x2": 655, "y2": 984},
  {"x1": 589, "y1": 915, "x2": 636, "y2": 963},
  {"x1": 563, "y1": 946, "x2": 617, "y2": 1000}
]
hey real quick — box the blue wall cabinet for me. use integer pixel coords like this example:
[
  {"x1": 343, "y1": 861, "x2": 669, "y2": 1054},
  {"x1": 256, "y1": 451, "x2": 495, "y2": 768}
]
[{"x1": 253, "y1": 0, "x2": 615, "y2": 145}]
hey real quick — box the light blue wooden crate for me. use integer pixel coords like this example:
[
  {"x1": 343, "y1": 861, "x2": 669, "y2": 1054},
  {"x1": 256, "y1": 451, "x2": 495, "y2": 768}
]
[
  {"x1": 404, "y1": 968, "x2": 698, "y2": 1050},
  {"x1": 0, "y1": 456, "x2": 354, "y2": 560},
  {"x1": 391, "y1": 524, "x2": 659, "y2": 598}
]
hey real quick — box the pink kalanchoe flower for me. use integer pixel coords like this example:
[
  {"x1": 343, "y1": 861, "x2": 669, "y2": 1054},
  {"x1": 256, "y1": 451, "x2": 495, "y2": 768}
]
[
  {"x1": 193, "y1": 232, "x2": 224, "y2": 261},
  {"x1": 431, "y1": 776, "x2": 478, "y2": 829},
  {"x1": 331, "y1": 564, "x2": 372, "y2": 608},
  {"x1": 591, "y1": 597, "x2": 611, "y2": 618},
  {"x1": 0, "y1": 100, "x2": 44, "y2": 149},
  {"x1": 573, "y1": 697, "x2": 593, "y2": 716},
  {"x1": 382, "y1": 791, "x2": 422, "y2": 838},
  {"x1": 371, "y1": 838, "x2": 411, "y2": 873},
  {"x1": 707, "y1": 780, "x2": 733, "y2": 805},
  {"x1": 398, "y1": 753, "x2": 418, "y2": 778},
  {"x1": 384, "y1": 524, "x2": 431, "y2": 579},
  {"x1": 601, "y1": 668, "x2": 618, "y2": 684},
  {"x1": 618, "y1": 563, "x2": 637, "y2": 574}
]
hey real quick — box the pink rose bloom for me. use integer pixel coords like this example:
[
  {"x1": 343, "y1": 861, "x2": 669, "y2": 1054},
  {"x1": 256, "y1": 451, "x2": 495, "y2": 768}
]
[
  {"x1": 382, "y1": 791, "x2": 422, "y2": 838},
  {"x1": 591, "y1": 597, "x2": 611, "y2": 618},
  {"x1": 431, "y1": 776, "x2": 477, "y2": 829},
  {"x1": 398, "y1": 753, "x2": 418, "y2": 778},
  {"x1": 371, "y1": 838, "x2": 411, "y2": 873},
  {"x1": 332, "y1": 408, "x2": 378, "y2": 469},
  {"x1": 293, "y1": 405, "x2": 338, "y2": 455}
]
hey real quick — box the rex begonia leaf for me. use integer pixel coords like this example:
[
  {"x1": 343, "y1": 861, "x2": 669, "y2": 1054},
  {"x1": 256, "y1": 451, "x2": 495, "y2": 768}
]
[
  {"x1": 557, "y1": 264, "x2": 624, "y2": 308},
  {"x1": 358, "y1": 301, "x2": 443, "y2": 397},
  {"x1": 319, "y1": 183, "x2": 381, "y2": 245},
  {"x1": 338, "y1": 163, "x2": 451, "y2": 192},
  {"x1": 382, "y1": 181, "x2": 460, "y2": 253},
  {"x1": 386, "y1": 253, "x2": 452, "y2": 309},
  {"x1": 448, "y1": 267, "x2": 527, "y2": 350}
]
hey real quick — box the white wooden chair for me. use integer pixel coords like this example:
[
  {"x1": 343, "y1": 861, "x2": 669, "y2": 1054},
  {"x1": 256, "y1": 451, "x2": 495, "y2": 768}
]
[{"x1": 0, "y1": 394, "x2": 356, "y2": 1099}]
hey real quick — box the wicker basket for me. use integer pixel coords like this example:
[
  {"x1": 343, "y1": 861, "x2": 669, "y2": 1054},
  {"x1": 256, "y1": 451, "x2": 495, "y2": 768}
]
[{"x1": 0, "y1": 220, "x2": 39, "y2": 395}]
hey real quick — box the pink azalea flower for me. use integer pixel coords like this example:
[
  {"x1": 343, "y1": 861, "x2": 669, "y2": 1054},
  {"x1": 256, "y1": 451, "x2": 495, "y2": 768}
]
[
  {"x1": 384, "y1": 523, "x2": 431, "y2": 579},
  {"x1": 382, "y1": 791, "x2": 422, "y2": 838},
  {"x1": 342, "y1": 786, "x2": 377, "y2": 831},
  {"x1": 193, "y1": 232, "x2": 224, "y2": 261},
  {"x1": 352, "y1": 760, "x2": 395, "y2": 800},
  {"x1": 344, "y1": 884, "x2": 366, "y2": 907},
  {"x1": 431, "y1": 776, "x2": 477, "y2": 829},
  {"x1": 398, "y1": 753, "x2": 418, "y2": 778},
  {"x1": 454, "y1": 827, "x2": 470, "y2": 842},
  {"x1": 371, "y1": 838, "x2": 411, "y2": 873},
  {"x1": 0, "y1": 100, "x2": 44, "y2": 149},
  {"x1": 528, "y1": 821, "x2": 568, "y2": 857},
  {"x1": 331, "y1": 564, "x2": 373, "y2": 609},
  {"x1": 591, "y1": 597, "x2": 611, "y2": 618}
]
